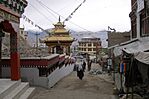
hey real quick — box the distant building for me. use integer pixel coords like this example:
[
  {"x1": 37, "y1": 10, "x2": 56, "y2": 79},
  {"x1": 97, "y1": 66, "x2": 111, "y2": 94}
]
[
  {"x1": 78, "y1": 37, "x2": 102, "y2": 60},
  {"x1": 19, "y1": 27, "x2": 28, "y2": 40}
]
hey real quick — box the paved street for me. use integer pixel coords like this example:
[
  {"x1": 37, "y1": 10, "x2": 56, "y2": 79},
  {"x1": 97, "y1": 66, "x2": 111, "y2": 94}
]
[{"x1": 31, "y1": 63, "x2": 117, "y2": 99}]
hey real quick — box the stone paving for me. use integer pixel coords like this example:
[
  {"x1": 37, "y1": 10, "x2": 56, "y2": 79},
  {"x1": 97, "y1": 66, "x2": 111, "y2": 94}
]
[{"x1": 31, "y1": 63, "x2": 118, "y2": 99}]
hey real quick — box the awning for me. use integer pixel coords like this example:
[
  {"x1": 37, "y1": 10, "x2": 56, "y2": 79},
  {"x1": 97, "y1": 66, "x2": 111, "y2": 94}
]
[
  {"x1": 113, "y1": 37, "x2": 149, "y2": 64},
  {"x1": 113, "y1": 37, "x2": 149, "y2": 57},
  {"x1": 135, "y1": 52, "x2": 149, "y2": 65}
]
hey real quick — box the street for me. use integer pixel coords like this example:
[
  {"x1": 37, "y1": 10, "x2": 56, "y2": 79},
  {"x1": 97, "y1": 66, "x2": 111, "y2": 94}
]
[{"x1": 31, "y1": 63, "x2": 117, "y2": 99}]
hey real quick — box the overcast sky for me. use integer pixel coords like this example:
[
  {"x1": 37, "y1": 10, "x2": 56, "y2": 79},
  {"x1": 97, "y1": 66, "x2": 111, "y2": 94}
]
[{"x1": 21, "y1": 0, "x2": 131, "y2": 32}]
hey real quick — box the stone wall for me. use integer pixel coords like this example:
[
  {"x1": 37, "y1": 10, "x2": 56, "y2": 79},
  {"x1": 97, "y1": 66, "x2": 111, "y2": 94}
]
[{"x1": 108, "y1": 31, "x2": 130, "y2": 47}]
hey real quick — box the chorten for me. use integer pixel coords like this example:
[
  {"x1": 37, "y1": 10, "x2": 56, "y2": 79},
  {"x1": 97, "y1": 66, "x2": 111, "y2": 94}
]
[{"x1": 43, "y1": 17, "x2": 74, "y2": 55}]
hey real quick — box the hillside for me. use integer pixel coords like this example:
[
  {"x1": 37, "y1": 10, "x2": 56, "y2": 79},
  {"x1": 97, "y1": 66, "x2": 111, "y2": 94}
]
[
  {"x1": 2, "y1": 32, "x2": 49, "y2": 57},
  {"x1": 26, "y1": 30, "x2": 108, "y2": 48},
  {"x1": 1, "y1": 30, "x2": 108, "y2": 57}
]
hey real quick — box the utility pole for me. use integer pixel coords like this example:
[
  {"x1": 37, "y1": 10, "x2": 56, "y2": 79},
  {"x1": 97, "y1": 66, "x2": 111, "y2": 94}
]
[{"x1": 35, "y1": 33, "x2": 40, "y2": 53}]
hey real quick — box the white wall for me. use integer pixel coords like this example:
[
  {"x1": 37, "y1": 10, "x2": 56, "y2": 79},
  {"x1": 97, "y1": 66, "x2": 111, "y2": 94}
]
[
  {"x1": 2, "y1": 64, "x2": 74, "y2": 88},
  {"x1": 47, "y1": 64, "x2": 74, "y2": 88},
  {"x1": 2, "y1": 67, "x2": 11, "y2": 78}
]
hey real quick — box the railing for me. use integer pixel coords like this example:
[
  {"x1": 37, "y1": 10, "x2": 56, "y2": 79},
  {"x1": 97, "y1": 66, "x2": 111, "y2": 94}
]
[{"x1": 0, "y1": 54, "x2": 75, "y2": 77}]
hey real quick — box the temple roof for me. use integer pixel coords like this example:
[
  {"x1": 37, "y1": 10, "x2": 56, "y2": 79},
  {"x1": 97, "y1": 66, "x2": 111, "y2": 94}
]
[
  {"x1": 53, "y1": 22, "x2": 65, "y2": 27},
  {"x1": 44, "y1": 36, "x2": 74, "y2": 42},
  {"x1": 51, "y1": 17, "x2": 69, "y2": 34},
  {"x1": 43, "y1": 17, "x2": 73, "y2": 43},
  {"x1": 51, "y1": 28, "x2": 68, "y2": 34}
]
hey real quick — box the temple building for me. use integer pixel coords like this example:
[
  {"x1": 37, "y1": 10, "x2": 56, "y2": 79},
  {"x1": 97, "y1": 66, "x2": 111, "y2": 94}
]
[
  {"x1": 0, "y1": 0, "x2": 27, "y2": 80},
  {"x1": 43, "y1": 17, "x2": 74, "y2": 55}
]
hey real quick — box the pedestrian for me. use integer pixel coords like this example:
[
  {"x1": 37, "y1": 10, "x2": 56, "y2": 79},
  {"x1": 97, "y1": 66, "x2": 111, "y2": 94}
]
[
  {"x1": 82, "y1": 60, "x2": 86, "y2": 72},
  {"x1": 107, "y1": 58, "x2": 112, "y2": 75},
  {"x1": 76, "y1": 63, "x2": 84, "y2": 80},
  {"x1": 88, "y1": 60, "x2": 92, "y2": 71},
  {"x1": 99, "y1": 58, "x2": 104, "y2": 71}
]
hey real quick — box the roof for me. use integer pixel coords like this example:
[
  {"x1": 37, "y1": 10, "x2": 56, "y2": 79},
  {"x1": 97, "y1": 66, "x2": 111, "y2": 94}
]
[
  {"x1": 51, "y1": 28, "x2": 68, "y2": 34},
  {"x1": 135, "y1": 52, "x2": 149, "y2": 65},
  {"x1": 43, "y1": 36, "x2": 74, "y2": 42},
  {"x1": 113, "y1": 37, "x2": 149, "y2": 57}
]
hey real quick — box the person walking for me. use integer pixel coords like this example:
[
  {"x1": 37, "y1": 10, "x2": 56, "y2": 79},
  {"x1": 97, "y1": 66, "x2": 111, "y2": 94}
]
[
  {"x1": 99, "y1": 58, "x2": 104, "y2": 71},
  {"x1": 76, "y1": 63, "x2": 84, "y2": 80},
  {"x1": 88, "y1": 60, "x2": 92, "y2": 71},
  {"x1": 107, "y1": 58, "x2": 112, "y2": 75},
  {"x1": 82, "y1": 60, "x2": 86, "y2": 72}
]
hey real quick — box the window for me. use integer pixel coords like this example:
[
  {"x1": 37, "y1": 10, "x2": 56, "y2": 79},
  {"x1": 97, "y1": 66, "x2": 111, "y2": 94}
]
[
  {"x1": 93, "y1": 48, "x2": 96, "y2": 51},
  {"x1": 93, "y1": 43, "x2": 96, "y2": 46},
  {"x1": 140, "y1": 10, "x2": 149, "y2": 36},
  {"x1": 88, "y1": 43, "x2": 91, "y2": 46},
  {"x1": 21, "y1": 31, "x2": 23, "y2": 34},
  {"x1": 88, "y1": 48, "x2": 92, "y2": 51}
]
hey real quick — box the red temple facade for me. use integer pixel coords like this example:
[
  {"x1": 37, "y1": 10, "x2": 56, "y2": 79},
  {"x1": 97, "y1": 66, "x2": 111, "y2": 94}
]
[{"x1": 0, "y1": 0, "x2": 27, "y2": 80}]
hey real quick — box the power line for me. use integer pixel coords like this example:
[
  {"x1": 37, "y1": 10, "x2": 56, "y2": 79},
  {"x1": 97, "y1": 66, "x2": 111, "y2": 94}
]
[
  {"x1": 36, "y1": 0, "x2": 63, "y2": 20},
  {"x1": 29, "y1": 3, "x2": 54, "y2": 23},
  {"x1": 21, "y1": 14, "x2": 50, "y2": 34},
  {"x1": 35, "y1": 0, "x2": 58, "y2": 21},
  {"x1": 57, "y1": 0, "x2": 78, "y2": 12},
  {"x1": 35, "y1": 0, "x2": 94, "y2": 33},
  {"x1": 63, "y1": 0, "x2": 86, "y2": 23}
]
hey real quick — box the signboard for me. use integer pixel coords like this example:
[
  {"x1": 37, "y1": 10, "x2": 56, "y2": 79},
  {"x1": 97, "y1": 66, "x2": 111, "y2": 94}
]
[{"x1": 137, "y1": 0, "x2": 144, "y2": 12}]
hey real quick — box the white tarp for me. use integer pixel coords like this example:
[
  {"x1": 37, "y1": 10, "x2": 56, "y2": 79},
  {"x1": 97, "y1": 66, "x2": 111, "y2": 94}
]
[
  {"x1": 135, "y1": 52, "x2": 149, "y2": 65},
  {"x1": 113, "y1": 37, "x2": 149, "y2": 64},
  {"x1": 113, "y1": 41, "x2": 139, "y2": 56},
  {"x1": 122, "y1": 41, "x2": 149, "y2": 54},
  {"x1": 113, "y1": 38, "x2": 149, "y2": 57}
]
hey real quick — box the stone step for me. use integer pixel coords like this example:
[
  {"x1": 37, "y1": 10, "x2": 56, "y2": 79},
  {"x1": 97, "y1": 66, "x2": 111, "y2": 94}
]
[
  {"x1": 3, "y1": 82, "x2": 29, "y2": 99},
  {"x1": 0, "y1": 79, "x2": 21, "y2": 99},
  {"x1": 19, "y1": 87, "x2": 36, "y2": 99}
]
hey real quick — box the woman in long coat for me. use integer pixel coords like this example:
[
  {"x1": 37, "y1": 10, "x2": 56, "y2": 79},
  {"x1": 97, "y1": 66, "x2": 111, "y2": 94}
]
[{"x1": 77, "y1": 64, "x2": 84, "y2": 80}]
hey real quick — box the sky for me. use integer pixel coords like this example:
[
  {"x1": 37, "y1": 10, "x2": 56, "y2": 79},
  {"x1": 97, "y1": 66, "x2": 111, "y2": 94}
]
[{"x1": 21, "y1": 0, "x2": 131, "y2": 32}]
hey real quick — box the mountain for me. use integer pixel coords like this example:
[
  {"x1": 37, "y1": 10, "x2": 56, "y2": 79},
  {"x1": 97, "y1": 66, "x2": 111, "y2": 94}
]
[
  {"x1": 26, "y1": 30, "x2": 108, "y2": 48},
  {"x1": 69, "y1": 30, "x2": 108, "y2": 48},
  {"x1": 26, "y1": 30, "x2": 48, "y2": 47}
]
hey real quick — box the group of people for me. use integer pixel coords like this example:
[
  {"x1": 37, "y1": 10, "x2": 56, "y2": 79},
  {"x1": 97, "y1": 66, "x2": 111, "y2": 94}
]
[{"x1": 99, "y1": 57, "x2": 112, "y2": 75}]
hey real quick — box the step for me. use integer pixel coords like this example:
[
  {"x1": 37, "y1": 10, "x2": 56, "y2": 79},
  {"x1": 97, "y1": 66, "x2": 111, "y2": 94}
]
[
  {"x1": 3, "y1": 82, "x2": 29, "y2": 99},
  {"x1": 0, "y1": 79, "x2": 21, "y2": 99},
  {"x1": 19, "y1": 87, "x2": 36, "y2": 99}
]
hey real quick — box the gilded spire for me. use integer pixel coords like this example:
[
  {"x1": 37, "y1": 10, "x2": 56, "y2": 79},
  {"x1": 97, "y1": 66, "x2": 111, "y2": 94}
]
[{"x1": 59, "y1": 16, "x2": 61, "y2": 22}]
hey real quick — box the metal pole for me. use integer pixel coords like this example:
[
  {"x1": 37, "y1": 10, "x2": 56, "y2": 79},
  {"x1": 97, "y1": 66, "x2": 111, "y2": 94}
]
[{"x1": 35, "y1": 33, "x2": 40, "y2": 53}]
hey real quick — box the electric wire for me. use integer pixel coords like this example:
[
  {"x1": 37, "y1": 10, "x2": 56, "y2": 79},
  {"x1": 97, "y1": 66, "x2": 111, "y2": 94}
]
[
  {"x1": 35, "y1": 0, "x2": 94, "y2": 33},
  {"x1": 29, "y1": 3, "x2": 54, "y2": 24},
  {"x1": 35, "y1": 0, "x2": 58, "y2": 21}
]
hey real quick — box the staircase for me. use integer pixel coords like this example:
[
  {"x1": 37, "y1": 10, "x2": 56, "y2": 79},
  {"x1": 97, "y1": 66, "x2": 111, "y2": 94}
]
[{"x1": 0, "y1": 79, "x2": 35, "y2": 99}]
